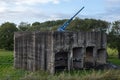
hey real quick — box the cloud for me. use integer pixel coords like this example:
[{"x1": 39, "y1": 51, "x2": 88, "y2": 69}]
[
  {"x1": 2, "y1": 0, "x2": 63, "y2": 6},
  {"x1": 0, "y1": 0, "x2": 68, "y2": 13},
  {"x1": 106, "y1": 0, "x2": 120, "y2": 4},
  {"x1": 0, "y1": 1, "x2": 8, "y2": 12},
  {"x1": 102, "y1": 1, "x2": 120, "y2": 20},
  {"x1": 79, "y1": 0, "x2": 120, "y2": 22},
  {"x1": 0, "y1": 0, "x2": 120, "y2": 24},
  {"x1": 105, "y1": 0, "x2": 120, "y2": 9},
  {"x1": 0, "y1": 0, "x2": 72, "y2": 24},
  {"x1": 14, "y1": 0, "x2": 60, "y2": 5}
]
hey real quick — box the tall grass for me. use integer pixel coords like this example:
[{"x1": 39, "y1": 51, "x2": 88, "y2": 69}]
[
  {"x1": 0, "y1": 50, "x2": 30, "y2": 80},
  {"x1": 21, "y1": 70, "x2": 120, "y2": 80},
  {"x1": 0, "y1": 49, "x2": 120, "y2": 80}
]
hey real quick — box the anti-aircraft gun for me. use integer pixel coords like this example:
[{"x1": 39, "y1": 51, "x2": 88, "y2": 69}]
[{"x1": 57, "y1": 6, "x2": 84, "y2": 31}]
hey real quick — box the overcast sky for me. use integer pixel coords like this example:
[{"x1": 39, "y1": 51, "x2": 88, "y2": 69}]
[{"x1": 0, "y1": 0, "x2": 120, "y2": 24}]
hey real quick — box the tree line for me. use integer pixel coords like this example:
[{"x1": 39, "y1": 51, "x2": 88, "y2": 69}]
[{"x1": 0, "y1": 18, "x2": 120, "y2": 58}]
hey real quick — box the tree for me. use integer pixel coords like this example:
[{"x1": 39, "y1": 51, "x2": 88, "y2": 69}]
[
  {"x1": 29, "y1": 22, "x2": 41, "y2": 31},
  {"x1": 18, "y1": 22, "x2": 31, "y2": 31},
  {"x1": 67, "y1": 18, "x2": 109, "y2": 32},
  {"x1": 0, "y1": 22, "x2": 18, "y2": 50},
  {"x1": 108, "y1": 21, "x2": 120, "y2": 59},
  {"x1": 32, "y1": 22, "x2": 41, "y2": 26}
]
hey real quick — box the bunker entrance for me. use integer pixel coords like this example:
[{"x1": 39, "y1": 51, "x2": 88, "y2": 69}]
[
  {"x1": 55, "y1": 51, "x2": 68, "y2": 72},
  {"x1": 73, "y1": 47, "x2": 83, "y2": 69},
  {"x1": 85, "y1": 47, "x2": 94, "y2": 68},
  {"x1": 97, "y1": 49, "x2": 106, "y2": 65}
]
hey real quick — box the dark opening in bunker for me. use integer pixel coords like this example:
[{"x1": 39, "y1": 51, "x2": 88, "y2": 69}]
[
  {"x1": 73, "y1": 47, "x2": 83, "y2": 69},
  {"x1": 97, "y1": 49, "x2": 106, "y2": 65},
  {"x1": 55, "y1": 51, "x2": 68, "y2": 72},
  {"x1": 84, "y1": 47, "x2": 94, "y2": 68}
]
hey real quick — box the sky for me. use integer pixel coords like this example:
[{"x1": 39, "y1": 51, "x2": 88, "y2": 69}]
[{"x1": 0, "y1": 0, "x2": 120, "y2": 25}]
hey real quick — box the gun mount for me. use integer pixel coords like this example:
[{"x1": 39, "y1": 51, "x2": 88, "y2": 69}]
[{"x1": 57, "y1": 6, "x2": 84, "y2": 31}]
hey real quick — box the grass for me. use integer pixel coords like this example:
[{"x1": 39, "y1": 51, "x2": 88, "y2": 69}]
[
  {"x1": 0, "y1": 50, "x2": 30, "y2": 80},
  {"x1": 20, "y1": 70, "x2": 120, "y2": 80},
  {"x1": 0, "y1": 48, "x2": 120, "y2": 80},
  {"x1": 107, "y1": 47, "x2": 120, "y2": 66},
  {"x1": 108, "y1": 58, "x2": 120, "y2": 66}
]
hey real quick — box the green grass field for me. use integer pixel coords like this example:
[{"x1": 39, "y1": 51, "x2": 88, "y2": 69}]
[
  {"x1": 0, "y1": 50, "x2": 30, "y2": 80},
  {"x1": 0, "y1": 49, "x2": 120, "y2": 80}
]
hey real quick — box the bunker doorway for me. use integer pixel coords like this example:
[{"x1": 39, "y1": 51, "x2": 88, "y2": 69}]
[
  {"x1": 55, "y1": 51, "x2": 68, "y2": 72},
  {"x1": 73, "y1": 47, "x2": 83, "y2": 69},
  {"x1": 84, "y1": 47, "x2": 94, "y2": 68}
]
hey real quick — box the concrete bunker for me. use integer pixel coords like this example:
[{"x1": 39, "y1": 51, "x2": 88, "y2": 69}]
[{"x1": 14, "y1": 31, "x2": 107, "y2": 74}]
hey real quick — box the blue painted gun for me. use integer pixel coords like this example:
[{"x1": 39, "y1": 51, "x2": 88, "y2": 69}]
[{"x1": 57, "y1": 6, "x2": 85, "y2": 31}]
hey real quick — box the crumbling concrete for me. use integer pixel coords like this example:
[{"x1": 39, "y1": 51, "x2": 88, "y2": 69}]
[{"x1": 14, "y1": 31, "x2": 107, "y2": 74}]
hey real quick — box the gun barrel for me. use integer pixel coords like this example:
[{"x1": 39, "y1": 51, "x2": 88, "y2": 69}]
[
  {"x1": 72, "y1": 6, "x2": 84, "y2": 19},
  {"x1": 57, "y1": 6, "x2": 85, "y2": 31}
]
